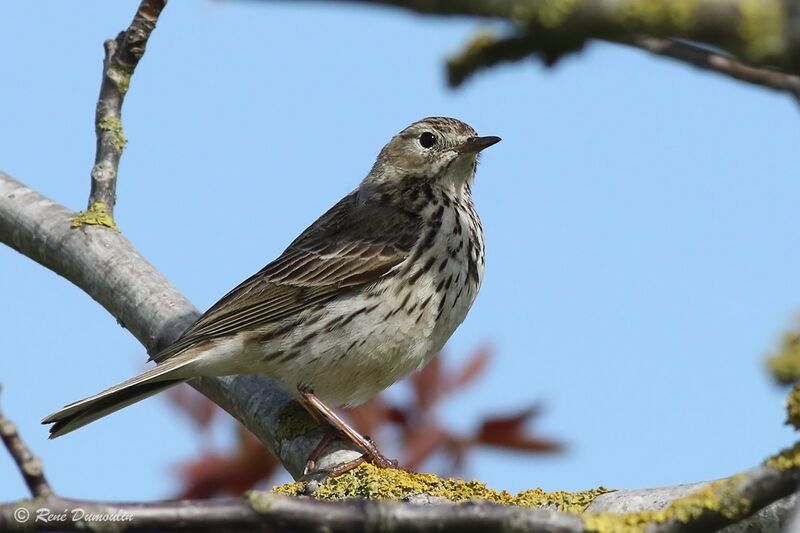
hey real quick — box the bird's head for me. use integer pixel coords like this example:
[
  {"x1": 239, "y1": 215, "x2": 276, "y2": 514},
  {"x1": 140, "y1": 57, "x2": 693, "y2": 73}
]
[{"x1": 366, "y1": 117, "x2": 500, "y2": 191}]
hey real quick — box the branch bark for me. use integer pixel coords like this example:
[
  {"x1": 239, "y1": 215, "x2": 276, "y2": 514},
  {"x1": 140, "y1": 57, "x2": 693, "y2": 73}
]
[
  {"x1": 0, "y1": 473, "x2": 796, "y2": 532},
  {"x1": 0, "y1": 495, "x2": 584, "y2": 533}
]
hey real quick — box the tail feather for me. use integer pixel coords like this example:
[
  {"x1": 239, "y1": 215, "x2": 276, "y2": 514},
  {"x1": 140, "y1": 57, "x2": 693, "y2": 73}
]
[{"x1": 43, "y1": 354, "x2": 195, "y2": 438}]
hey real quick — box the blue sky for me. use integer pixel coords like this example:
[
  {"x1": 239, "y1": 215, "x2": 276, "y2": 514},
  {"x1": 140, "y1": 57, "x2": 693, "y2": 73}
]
[{"x1": 1, "y1": 0, "x2": 799, "y2": 501}]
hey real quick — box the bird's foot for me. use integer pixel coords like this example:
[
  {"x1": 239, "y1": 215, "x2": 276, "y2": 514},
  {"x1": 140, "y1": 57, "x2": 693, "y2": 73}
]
[
  {"x1": 358, "y1": 434, "x2": 397, "y2": 469},
  {"x1": 301, "y1": 429, "x2": 398, "y2": 478}
]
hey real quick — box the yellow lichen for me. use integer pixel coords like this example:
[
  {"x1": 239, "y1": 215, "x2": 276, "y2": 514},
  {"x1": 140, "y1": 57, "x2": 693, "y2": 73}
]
[
  {"x1": 739, "y1": 0, "x2": 784, "y2": 60},
  {"x1": 70, "y1": 202, "x2": 118, "y2": 231},
  {"x1": 269, "y1": 460, "x2": 784, "y2": 533},
  {"x1": 272, "y1": 462, "x2": 609, "y2": 512},
  {"x1": 766, "y1": 441, "x2": 800, "y2": 470},
  {"x1": 98, "y1": 116, "x2": 127, "y2": 151},
  {"x1": 274, "y1": 402, "x2": 318, "y2": 441},
  {"x1": 584, "y1": 476, "x2": 750, "y2": 533},
  {"x1": 767, "y1": 332, "x2": 800, "y2": 384}
]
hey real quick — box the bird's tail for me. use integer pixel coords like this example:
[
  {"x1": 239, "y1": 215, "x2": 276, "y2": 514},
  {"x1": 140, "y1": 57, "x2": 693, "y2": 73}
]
[{"x1": 42, "y1": 353, "x2": 197, "y2": 439}]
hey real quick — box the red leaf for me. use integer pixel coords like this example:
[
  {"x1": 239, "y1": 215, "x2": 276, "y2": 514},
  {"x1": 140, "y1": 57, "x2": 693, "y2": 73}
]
[{"x1": 474, "y1": 406, "x2": 563, "y2": 453}]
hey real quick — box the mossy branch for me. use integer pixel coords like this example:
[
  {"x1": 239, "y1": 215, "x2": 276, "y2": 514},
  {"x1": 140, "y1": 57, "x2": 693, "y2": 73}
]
[{"x1": 1, "y1": 449, "x2": 798, "y2": 532}]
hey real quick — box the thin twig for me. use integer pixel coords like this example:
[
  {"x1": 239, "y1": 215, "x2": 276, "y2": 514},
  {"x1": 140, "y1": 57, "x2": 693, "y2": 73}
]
[
  {"x1": 628, "y1": 37, "x2": 800, "y2": 104},
  {"x1": 0, "y1": 387, "x2": 52, "y2": 499},
  {"x1": 447, "y1": 31, "x2": 800, "y2": 102},
  {"x1": 86, "y1": 0, "x2": 168, "y2": 221}
]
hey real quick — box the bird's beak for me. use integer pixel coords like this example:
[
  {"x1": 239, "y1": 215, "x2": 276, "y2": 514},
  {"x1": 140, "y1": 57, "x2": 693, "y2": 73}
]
[{"x1": 452, "y1": 135, "x2": 502, "y2": 154}]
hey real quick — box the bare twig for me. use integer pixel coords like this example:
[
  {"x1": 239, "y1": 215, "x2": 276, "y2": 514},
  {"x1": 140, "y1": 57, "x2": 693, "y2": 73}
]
[
  {"x1": 84, "y1": 0, "x2": 168, "y2": 223},
  {"x1": 0, "y1": 388, "x2": 52, "y2": 499},
  {"x1": 628, "y1": 37, "x2": 800, "y2": 103}
]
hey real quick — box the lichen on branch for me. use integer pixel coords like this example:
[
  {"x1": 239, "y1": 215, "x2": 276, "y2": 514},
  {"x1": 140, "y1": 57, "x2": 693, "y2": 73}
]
[
  {"x1": 271, "y1": 462, "x2": 610, "y2": 512},
  {"x1": 70, "y1": 201, "x2": 119, "y2": 231}
]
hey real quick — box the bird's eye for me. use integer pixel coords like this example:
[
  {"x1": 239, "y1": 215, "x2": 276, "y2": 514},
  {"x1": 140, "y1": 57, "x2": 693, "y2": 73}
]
[{"x1": 418, "y1": 132, "x2": 437, "y2": 149}]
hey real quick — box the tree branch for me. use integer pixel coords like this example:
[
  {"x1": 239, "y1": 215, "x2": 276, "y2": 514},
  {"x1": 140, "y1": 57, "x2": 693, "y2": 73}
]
[
  {"x1": 0, "y1": 389, "x2": 52, "y2": 499},
  {"x1": 281, "y1": 0, "x2": 800, "y2": 95},
  {"x1": 0, "y1": 495, "x2": 585, "y2": 533},
  {"x1": 84, "y1": 0, "x2": 167, "y2": 224},
  {"x1": 0, "y1": 466, "x2": 797, "y2": 532},
  {"x1": 0, "y1": 171, "x2": 361, "y2": 479}
]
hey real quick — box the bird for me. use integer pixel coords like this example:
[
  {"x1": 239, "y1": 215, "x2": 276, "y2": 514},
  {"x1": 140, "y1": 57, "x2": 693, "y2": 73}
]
[{"x1": 43, "y1": 116, "x2": 500, "y2": 471}]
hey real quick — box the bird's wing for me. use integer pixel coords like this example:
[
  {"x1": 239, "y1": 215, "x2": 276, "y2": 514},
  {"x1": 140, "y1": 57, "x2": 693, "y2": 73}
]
[{"x1": 151, "y1": 191, "x2": 421, "y2": 362}]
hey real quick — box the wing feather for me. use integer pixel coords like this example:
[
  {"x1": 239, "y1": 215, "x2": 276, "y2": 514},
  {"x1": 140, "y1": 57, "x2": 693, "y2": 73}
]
[{"x1": 151, "y1": 191, "x2": 420, "y2": 362}]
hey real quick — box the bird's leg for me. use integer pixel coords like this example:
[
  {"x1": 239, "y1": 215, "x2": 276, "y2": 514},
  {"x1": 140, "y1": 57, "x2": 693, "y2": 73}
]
[
  {"x1": 297, "y1": 387, "x2": 397, "y2": 473},
  {"x1": 296, "y1": 393, "x2": 340, "y2": 476}
]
